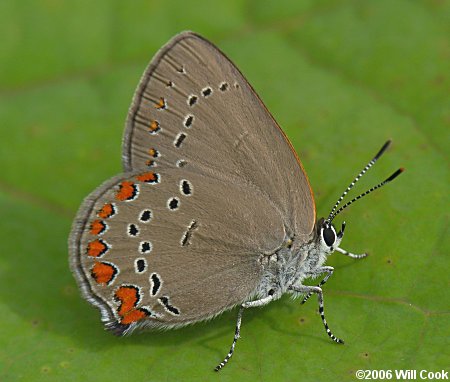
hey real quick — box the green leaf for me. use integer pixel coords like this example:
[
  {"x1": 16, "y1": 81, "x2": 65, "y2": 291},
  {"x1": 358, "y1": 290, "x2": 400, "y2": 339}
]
[{"x1": 1, "y1": 1, "x2": 448, "y2": 381}]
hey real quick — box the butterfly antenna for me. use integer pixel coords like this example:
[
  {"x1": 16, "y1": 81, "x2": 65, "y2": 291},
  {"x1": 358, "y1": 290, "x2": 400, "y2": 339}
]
[
  {"x1": 326, "y1": 140, "x2": 392, "y2": 222},
  {"x1": 329, "y1": 168, "x2": 404, "y2": 222}
]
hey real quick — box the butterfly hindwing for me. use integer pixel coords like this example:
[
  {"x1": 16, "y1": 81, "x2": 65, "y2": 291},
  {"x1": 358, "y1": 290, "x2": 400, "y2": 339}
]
[{"x1": 69, "y1": 166, "x2": 286, "y2": 333}]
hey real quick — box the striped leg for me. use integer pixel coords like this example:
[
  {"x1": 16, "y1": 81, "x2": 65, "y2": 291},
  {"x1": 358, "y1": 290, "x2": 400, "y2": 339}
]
[
  {"x1": 215, "y1": 294, "x2": 274, "y2": 371},
  {"x1": 290, "y1": 284, "x2": 344, "y2": 344},
  {"x1": 301, "y1": 266, "x2": 334, "y2": 304},
  {"x1": 336, "y1": 246, "x2": 368, "y2": 259}
]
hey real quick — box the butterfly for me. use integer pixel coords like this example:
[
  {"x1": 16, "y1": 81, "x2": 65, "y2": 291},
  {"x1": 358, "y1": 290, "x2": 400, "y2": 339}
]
[{"x1": 69, "y1": 31, "x2": 403, "y2": 371}]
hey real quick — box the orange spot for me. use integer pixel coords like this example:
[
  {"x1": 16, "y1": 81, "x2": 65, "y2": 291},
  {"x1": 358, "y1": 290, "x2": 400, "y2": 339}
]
[
  {"x1": 136, "y1": 172, "x2": 158, "y2": 183},
  {"x1": 115, "y1": 286, "x2": 139, "y2": 316},
  {"x1": 90, "y1": 219, "x2": 105, "y2": 235},
  {"x1": 97, "y1": 203, "x2": 115, "y2": 219},
  {"x1": 87, "y1": 239, "x2": 108, "y2": 257},
  {"x1": 146, "y1": 160, "x2": 154, "y2": 167},
  {"x1": 120, "y1": 309, "x2": 148, "y2": 324},
  {"x1": 115, "y1": 181, "x2": 137, "y2": 201},
  {"x1": 149, "y1": 120, "x2": 160, "y2": 132},
  {"x1": 91, "y1": 262, "x2": 116, "y2": 285},
  {"x1": 155, "y1": 97, "x2": 165, "y2": 109},
  {"x1": 148, "y1": 148, "x2": 158, "y2": 157}
]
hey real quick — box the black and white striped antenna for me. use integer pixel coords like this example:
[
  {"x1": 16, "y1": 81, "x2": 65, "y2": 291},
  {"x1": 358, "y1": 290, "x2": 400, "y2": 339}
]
[{"x1": 326, "y1": 140, "x2": 404, "y2": 223}]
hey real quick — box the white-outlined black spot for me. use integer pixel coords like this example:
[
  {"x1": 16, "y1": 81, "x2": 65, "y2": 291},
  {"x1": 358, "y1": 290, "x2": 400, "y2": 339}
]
[
  {"x1": 158, "y1": 296, "x2": 180, "y2": 316},
  {"x1": 139, "y1": 241, "x2": 152, "y2": 254},
  {"x1": 219, "y1": 82, "x2": 229, "y2": 91},
  {"x1": 140, "y1": 306, "x2": 160, "y2": 318},
  {"x1": 127, "y1": 223, "x2": 140, "y2": 237},
  {"x1": 184, "y1": 114, "x2": 194, "y2": 128},
  {"x1": 167, "y1": 197, "x2": 180, "y2": 211},
  {"x1": 174, "y1": 133, "x2": 186, "y2": 148},
  {"x1": 139, "y1": 209, "x2": 152, "y2": 223},
  {"x1": 176, "y1": 159, "x2": 187, "y2": 168},
  {"x1": 187, "y1": 95, "x2": 198, "y2": 106},
  {"x1": 149, "y1": 273, "x2": 162, "y2": 296},
  {"x1": 201, "y1": 86, "x2": 212, "y2": 97},
  {"x1": 134, "y1": 258, "x2": 147, "y2": 274},
  {"x1": 180, "y1": 179, "x2": 193, "y2": 196}
]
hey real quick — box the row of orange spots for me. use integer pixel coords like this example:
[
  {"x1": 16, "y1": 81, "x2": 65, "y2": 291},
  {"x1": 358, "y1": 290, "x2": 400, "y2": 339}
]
[
  {"x1": 115, "y1": 181, "x2": 138, "y2": 201},
  {"x1": 114, "y1": 285, "x2": 149, "y2": 325},
  {"x1": 136, "y1": 171, "x2": 158, "y2": 183},
  {"x1": 149, "y1": 120, "x2": 160, "y2": 133},
  {"x1": 87, "y1": 239, "x2": 109, "y2": 257},
  {"x1": 148, "y1": 148, "x2": 158, "y2": 157},
  {"x1": 97, "y1": 203, "x2": 115, "y2": 219},
  {"x1": 90, "y1": 219, "x2": 106, "y2": 235},
  {"x1": 146, "y1": 148, "x2": 159, "y2": 167},
  {"x1": 91, "y1": 261, "x2": 117, "y2": 285},
  {"x1": 154, "y1": 97, "x2": 166, "y2": 109}
]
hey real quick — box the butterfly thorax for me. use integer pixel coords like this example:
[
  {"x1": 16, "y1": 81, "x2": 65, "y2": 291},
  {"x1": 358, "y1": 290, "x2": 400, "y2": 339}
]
[{"x1": 255, "y1": 219, "x2": 341, "y2": 300}]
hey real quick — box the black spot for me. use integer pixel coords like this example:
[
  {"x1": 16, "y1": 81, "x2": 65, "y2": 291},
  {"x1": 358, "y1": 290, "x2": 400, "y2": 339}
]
[
  {"x1": 150, "y1": 273, "x2": 161, "y2": 296},
  {"x1": 219, "y1": 82, "x2": 229, "y2": 91},
  {"x1": 140, "y1": 241, "x2": 152, "y2": 253},
  {"x1": 174, "y1": 133, "x2": 186, "y2": 148},
  {"x1": 176, "y1": 66, "x2": 185, "y2": 74},
  {"x1": 168, "y1": 197, "x2": 179, "y2": 210},
  {"x1": 181, "y1": 180, "x2": 192, "y2": 195},
  {"x1": 128, "y1": 224, "x2": 139, "y2": 236},
  {"x1": 166, "y1": 80, "x2": 174, "y2": 87},
  {"x1": 234, "y1": 82, "x2": 240, "y2": 89},
  {"x1": 140, "y1": 307, "x2": 157, "y2": 317},
  {"x1": 159, "y1": 296, "x2": 180, "y2": 315},
  {"x1": 202, "y1": 87, "x2": 212, "y2": 97},
  {"x1": 176, "y1": 159, "x2": 187, "y2": 168},
  {"x1": 184, "y1": 115, "x2": 194, "y2": 128},
  {"x1": 136, "y1": 259, "x2": 146, "y2": 273},
  {"x1": 140, "y1": 210, "x2": 152, "y2": 222},
  {"x1": 188, "y1": 95, "x2": 198, "y2": 106}
]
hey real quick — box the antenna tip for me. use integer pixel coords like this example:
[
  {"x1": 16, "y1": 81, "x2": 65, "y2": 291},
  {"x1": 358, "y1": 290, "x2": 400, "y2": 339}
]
[
  {"x1": 386, "y1": 168, "x2": 404, "y2": 182},
  {"x1": 374, "y1": 140, "x2": 392, "y2": 160}
]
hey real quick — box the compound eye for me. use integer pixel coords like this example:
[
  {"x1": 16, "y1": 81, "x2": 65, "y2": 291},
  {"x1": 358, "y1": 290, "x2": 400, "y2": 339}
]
[{"x1": 323, "y1": 227, "x2": 336, "y2": 247}]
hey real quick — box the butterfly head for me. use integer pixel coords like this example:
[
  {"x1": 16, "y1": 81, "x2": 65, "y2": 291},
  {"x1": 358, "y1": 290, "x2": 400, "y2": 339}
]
[
  {"x1": 314, "y1": 141, "x2": 404, "y2": 255},
  {"x1": 316, "y1": 218, "x2": 344, "y2": 254}
]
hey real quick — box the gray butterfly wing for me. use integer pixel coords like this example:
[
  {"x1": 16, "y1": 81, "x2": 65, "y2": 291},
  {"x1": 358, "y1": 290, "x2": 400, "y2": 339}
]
[
  {"x1": 122, "y1": 31, "x2": 315, "y2": 238},
  {"x1": 69, "y1": 167, "x2": 286, "y2": 333}
]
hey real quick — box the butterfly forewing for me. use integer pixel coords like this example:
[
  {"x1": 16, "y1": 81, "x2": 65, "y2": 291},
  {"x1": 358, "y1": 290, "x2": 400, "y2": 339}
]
[{"x1": 123, "y1": 32, "x2": 315, "y2": 238}]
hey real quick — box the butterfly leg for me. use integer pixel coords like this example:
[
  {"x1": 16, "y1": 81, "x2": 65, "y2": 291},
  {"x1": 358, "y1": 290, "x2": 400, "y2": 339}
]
[
  {"x1": 335, "y1": 246, "x2": 368, "y2": 259},
  {"x1": 336, "y1": 221, "x2": 367, "y2": 259},
  {"x1": 289, "y1": 283, "x2": 344, "y2": 344},
  {"x1": 215, "y1": 294, "x2": 274, "y2": 371},
  {"x1": 301, "y1": 266, "x2": 334, "y2": 304}
]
